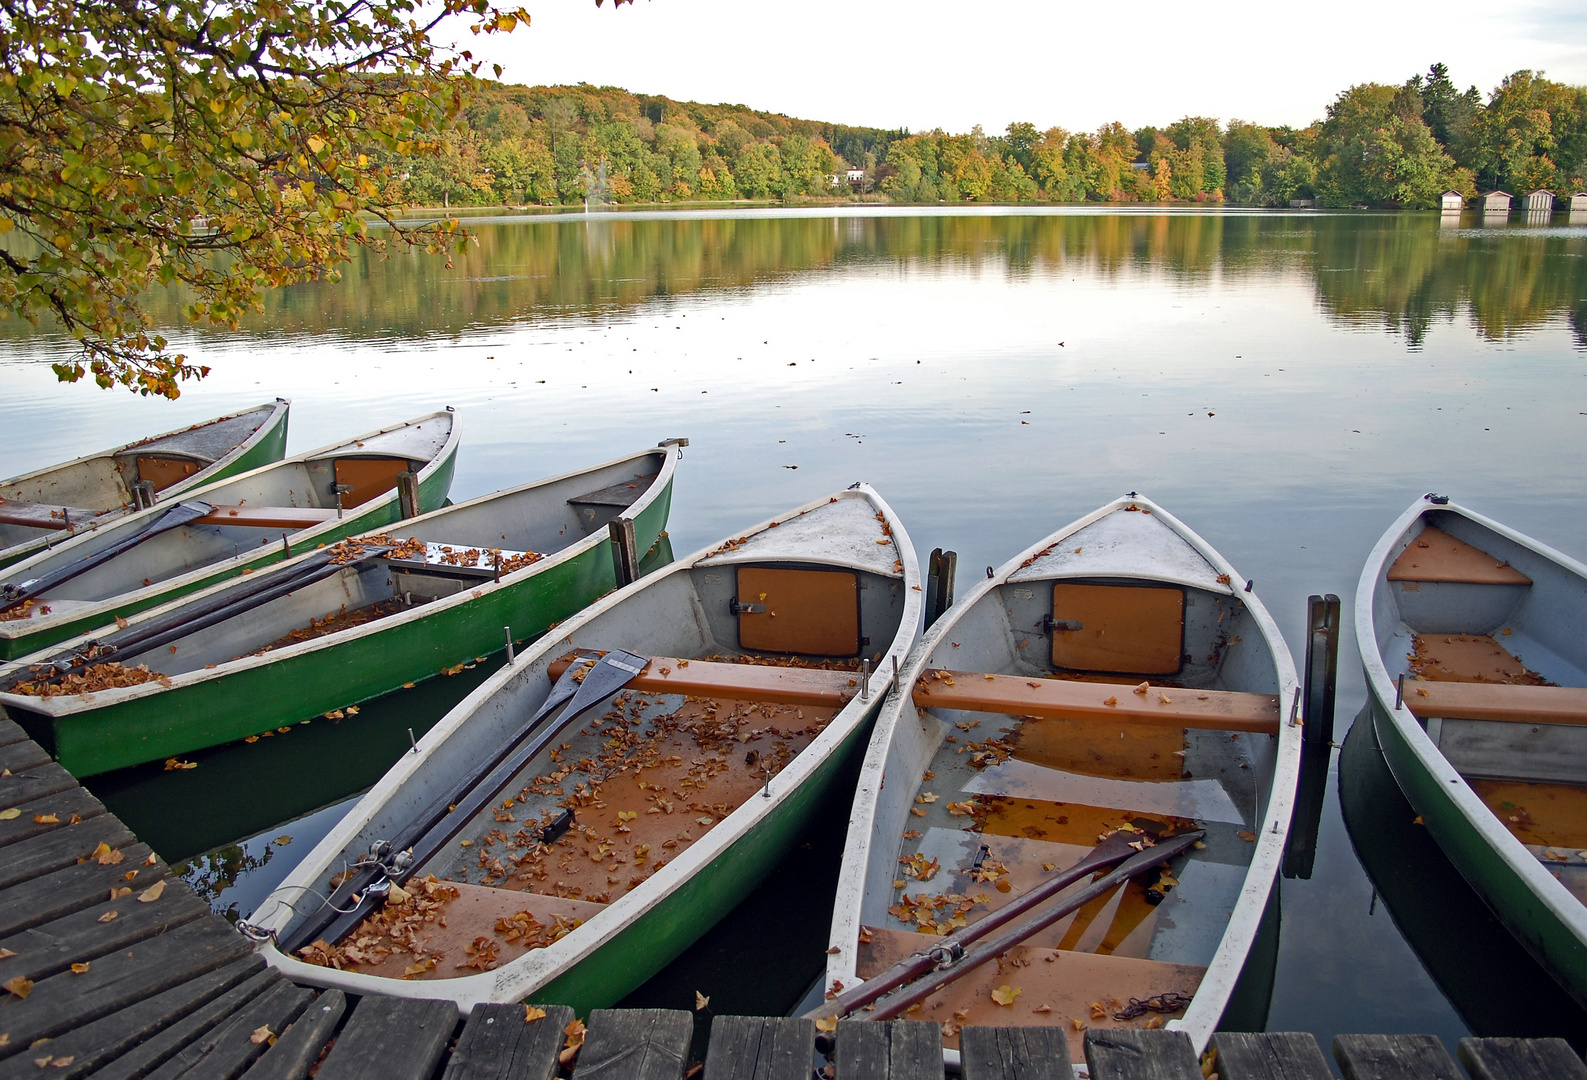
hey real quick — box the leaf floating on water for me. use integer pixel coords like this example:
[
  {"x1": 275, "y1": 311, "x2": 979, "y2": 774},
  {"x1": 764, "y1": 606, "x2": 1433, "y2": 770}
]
[
  {"x1": 525, "y1": 1005, "x2": 547, "y2": 1022},
  {"x1": 138, "y1": 879, "x2": 165, "y2": 903},
  {"x1": 695, "y1": 990, "x2": 710, "y2": 1011},
  {"x1": 274, "y1": 835, "x2": 292, "y2": 845},
  {"x1": 162, "y1": 758, "x2": 197, "y2": 771},
  {"x1": 815, "y1": 1016, "x2": 838, "y2": 1033},
  {"x1": 991, "y1": 985, "x2": 1020, "y2": 1006},
  {"x1": 1412, "y1": 816, "x2": 1424, "y2": 826}
]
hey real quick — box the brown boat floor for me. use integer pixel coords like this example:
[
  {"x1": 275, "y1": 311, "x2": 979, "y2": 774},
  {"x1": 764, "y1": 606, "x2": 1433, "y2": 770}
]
[
  {"x1": 1007, "y1": 716, "x2": 1189, "y2": 781},
  {"x1": 856, "y1": 927, "x2": 1205, "y2": 1061},
  {"x1": 315, "y1": 691, "x2": 837, "y2": 980},
  {"x1": 1409, "y1": 634, "x2": 1549, "y2": 685},
  {"x1": 1472, "y1": 779, "x2": 1587, "y2": 850}
]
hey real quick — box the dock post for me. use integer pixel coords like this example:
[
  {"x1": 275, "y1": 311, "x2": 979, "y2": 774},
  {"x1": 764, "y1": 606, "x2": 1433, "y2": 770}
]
[
  {"x1": 609, "y1": 517, "x2": 640, "y2": 587},
  {"x1": 396, "y1": 470, "x2": 421, "y2": 520},
  {"x1": 925, "y1": 548, "x2": 957, "y2": 627}
]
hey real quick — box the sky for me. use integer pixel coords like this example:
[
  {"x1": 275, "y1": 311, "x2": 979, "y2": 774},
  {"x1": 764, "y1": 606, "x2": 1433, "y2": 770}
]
[{"x1": 442, "y1": 0, "x2": 1587, "y2": 135}]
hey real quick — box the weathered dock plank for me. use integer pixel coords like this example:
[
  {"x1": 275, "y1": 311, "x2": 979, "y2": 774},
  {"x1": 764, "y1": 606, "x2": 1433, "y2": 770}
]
[
  {"x1": 0, "y1": 718, "x2": 28, "y2": 746},
  {"x1": 0, "y1": 759, "x2": 77, "y2": 808},
  {"x1": 0, "y1": 842, "x2": 163, "y2": 936},
  {"x1": 441, "y1": 1002, "x2": 574, "y2": 1080},
  {"x1": 315, "y1": 995, "x2": 457, "y2": 1080},
  {"x1": 1083, "y1": 1029, "x2": 1200, "y2": 1080},
  {"x1": 1458, "y1": 1037, "x2": 1587, "y2": 1080},
  {"x1": 574, "y1": 1008, "x2": 695, "y2": 1080},
  {"x1": 704, "y1": 1016, "x2": 815, "y2": 1080},
  {"x1": 959, "y1": 1025, "x2": 1071, "y2": 1080},
  {"x1": 1210, "y1": 1033, "x2": 1333, "y2": 1080},
  {"x1": 244, "y1": 989, "x2": 349, "y2": 1080},
  {"x1": 146, "y1": 978, "x2": 314, "y2": 1079},
  {"x1": 0, "y1": 738, "x2": 49, "y2": 775},
  {"x1": 0, "y1": 786, "x2": 104, "y2": 849},
  {"x1": 0, "y1": 810, "x2": 135, "y2": 890},
  {"x1": 0, "y1": 878, "x2": 209, "y2": 982},
  {"x1": 835, "y1": 1020, "x2": 943, "y2": 1080},
  {"x1": 0, "y1": 914, "x2": 254, "y2": 1056},
  {"x1": 1333, "y1": 1034, "x2": 1463, "y2": 1080},
  {"x1": 0, "y1": 958, "x2": 268, "y2": 1079}
]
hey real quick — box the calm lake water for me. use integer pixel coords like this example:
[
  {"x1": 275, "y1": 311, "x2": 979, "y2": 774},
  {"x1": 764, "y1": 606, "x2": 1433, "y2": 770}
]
[{"x1": 4, "y1": 206, "x2": 1587, "y2": 1059}]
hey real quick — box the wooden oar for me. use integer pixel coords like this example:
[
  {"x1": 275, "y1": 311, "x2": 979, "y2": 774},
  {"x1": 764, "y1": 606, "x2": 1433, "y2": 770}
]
[
  {"x1": 0, "y1": 500, "x2": 213, "y2": 612},
  {"x1": 278, "y1": 649, "x2": 651, "y2": 956},
  {"x1": 818, "y1": 824, "x2": 1199, "y2": 1021}
]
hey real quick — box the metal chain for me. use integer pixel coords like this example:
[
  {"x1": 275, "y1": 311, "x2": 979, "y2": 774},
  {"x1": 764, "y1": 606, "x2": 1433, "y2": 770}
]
[{"x1": 1113, "y1": 992, "x2": 1192, "y2": 1020}]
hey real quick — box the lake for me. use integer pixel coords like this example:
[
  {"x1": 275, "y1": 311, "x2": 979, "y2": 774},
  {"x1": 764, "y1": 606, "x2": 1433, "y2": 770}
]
[{"x1": 3, "y1": 205, "x2": 1586, "y2": 1057}]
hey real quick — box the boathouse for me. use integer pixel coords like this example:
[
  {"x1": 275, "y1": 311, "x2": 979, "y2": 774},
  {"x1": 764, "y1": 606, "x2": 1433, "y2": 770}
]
[
  {"x1": 1482, "y1": 190, "x2": 1512, "y2": 212},
  {"x1": 1440, "y1": 191, "x2": 1463, "y2": 211},
  {"x1": 1525, "y1": 189, "x2": 1555, "y2": 212},
  {"x1": 1570, "y1": 192, "x2": 1587, "y2": 211}
]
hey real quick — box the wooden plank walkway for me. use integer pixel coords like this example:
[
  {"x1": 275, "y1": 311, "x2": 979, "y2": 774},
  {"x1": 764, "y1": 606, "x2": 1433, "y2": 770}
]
[{"x1": 4, "y1": 715, "x2": 1586, "y2": 1079}]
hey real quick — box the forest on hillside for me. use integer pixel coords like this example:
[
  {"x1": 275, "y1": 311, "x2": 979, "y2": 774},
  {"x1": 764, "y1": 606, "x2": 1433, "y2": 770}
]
[{"x1": 387, "y1": 65, "x2": 1587, "y2": 210}]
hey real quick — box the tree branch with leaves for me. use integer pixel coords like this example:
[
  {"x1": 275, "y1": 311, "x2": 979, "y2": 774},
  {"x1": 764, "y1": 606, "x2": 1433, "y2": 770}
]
[{"x1": 0, "y1": 0, "x2": 528, "y2": 395}]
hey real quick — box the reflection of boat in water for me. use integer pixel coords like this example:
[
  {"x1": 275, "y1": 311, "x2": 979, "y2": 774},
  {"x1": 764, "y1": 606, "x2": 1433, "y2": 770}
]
[
  {"x1": 1357, "y1": 494, "x2": 1587, "y2": 1009},
  {"x1": 1339, "y1": 707, "x2": 1587, "y2": 1041}
]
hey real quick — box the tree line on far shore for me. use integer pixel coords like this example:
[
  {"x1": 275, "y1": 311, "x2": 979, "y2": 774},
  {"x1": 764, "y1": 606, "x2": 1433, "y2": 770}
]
[{"x1": 398, "y1": 64, "x2": 1586, "y2": 211}]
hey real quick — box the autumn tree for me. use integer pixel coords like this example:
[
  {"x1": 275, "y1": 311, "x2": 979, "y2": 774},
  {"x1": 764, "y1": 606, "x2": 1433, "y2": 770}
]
[{"x1": 0, "y1": 0, "x2": 529, "y2": 395}]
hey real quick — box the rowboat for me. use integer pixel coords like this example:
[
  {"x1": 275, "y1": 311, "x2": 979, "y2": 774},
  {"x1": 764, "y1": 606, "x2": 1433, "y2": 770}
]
[
  {"x1": 0, "y1": 411, "x2": 458, "y2": 661},
  {"x1": 251, "y1": 485, "x2": 922, "y2": 1014},
  {"x1": 0, "y1": 400, "x2": 290, "y2": 570},
  {"x1": 821, "y1": 494, "x2": 1300, "y2": 1065},
  {"x1": 1358, "y1": 493, "x2": 1587, "y2": 1009},
  {"x1": 0, "y1": 443, "x2": 681, "y2": 777}
]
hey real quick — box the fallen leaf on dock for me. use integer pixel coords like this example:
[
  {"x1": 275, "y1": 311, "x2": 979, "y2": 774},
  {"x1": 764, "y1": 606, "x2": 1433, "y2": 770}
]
[
  {"x1": 97, "y1": 911, "x2": 118, "y2": 923},
  {"x1": 3, "y1": 976, "x2": 32, "y2": 999},
  {"x1": 695, "y1": 991, "x2": 710, "y2": 1010},
  {"x1": 0, "y1": 809, "x2": 18, "y2": 821},
  {"x1": 250, "y1": 1025, "x2": 273, "y2": 1045},
  {"x1": 525, "y1": 1006, "x2": 546, "y2": 1022},
  {"x1": 138, "y1": 880, "x2": 165, "y2": 903},
  {"x1": 33, "y1": 814, "x2": 58, "y2": 824},
  {"x1": 70, "y1": 963, "x2": 89, "y2": 975},
  {"x1": 815, "y1": 1016, "x2": 838, "y2": 1033},
  {"x1": 92, "y1": 843, "x2": 123, "y2": 866}
]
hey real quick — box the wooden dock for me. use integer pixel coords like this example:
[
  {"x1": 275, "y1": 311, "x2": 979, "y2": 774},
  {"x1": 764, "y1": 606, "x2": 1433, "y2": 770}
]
[{"x1": 3, "y1": 715, "x2": 1585, "y2": 1080}]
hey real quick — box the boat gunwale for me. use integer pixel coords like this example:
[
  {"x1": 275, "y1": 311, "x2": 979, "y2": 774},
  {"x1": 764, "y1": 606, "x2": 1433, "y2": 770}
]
[
  {"x1": 1356, "y1": 495, "x2": 1587, "y2": 948},
  {"x1": 824, "y1": 492, "x2": 1301, "y2": 1059},
  {"x1": 0, "y1": 409, "x2": 459, "y2": 645},
  {"x1": 0, "y1": 443, "x2": 678, "y2": 716},
  {"x1": 255, "y1": 484, "x2": 923, "y2": 1014}
]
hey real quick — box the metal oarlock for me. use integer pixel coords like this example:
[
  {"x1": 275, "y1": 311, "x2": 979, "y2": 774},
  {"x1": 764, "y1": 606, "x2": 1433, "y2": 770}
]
[{"x1": 861, "y1": 658, "x2": 871, "y2": 702}]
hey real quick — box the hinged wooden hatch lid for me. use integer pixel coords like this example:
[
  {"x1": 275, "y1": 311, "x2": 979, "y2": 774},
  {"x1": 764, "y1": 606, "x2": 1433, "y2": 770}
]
[
  {"x1": 736, "y1": 566, "x2": 861, "y2": 657},
  {"x1": 1050, "y1": 582, "x2": 1184, "y2": 675}
]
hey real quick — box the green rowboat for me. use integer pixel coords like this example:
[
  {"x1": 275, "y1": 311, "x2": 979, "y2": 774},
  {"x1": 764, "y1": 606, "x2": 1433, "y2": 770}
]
[
  {"x1": 0, "y1": 400, "x2": 290, "y2": 571},
  {"x1": 1358, "y1": 493, "x2": 1587, "y2": 1010},
  {"x1": 0, "y1": 410, "x2": 458, "y2": 661},
  {"x1": 254, "y1": 484, "x2": 923, "y2": 1015},
  {"x1": 0, "y1": 442, "x2": 681, "y2": 776}
]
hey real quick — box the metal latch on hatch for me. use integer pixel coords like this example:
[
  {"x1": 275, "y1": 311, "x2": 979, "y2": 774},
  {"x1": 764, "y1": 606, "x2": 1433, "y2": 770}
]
[
  {"x1": 730, "y1": 598, "x2": 767, "y2": 615},
  {"x1": 1043, "y1": 615, "x2": 1083, "y2": 633}
]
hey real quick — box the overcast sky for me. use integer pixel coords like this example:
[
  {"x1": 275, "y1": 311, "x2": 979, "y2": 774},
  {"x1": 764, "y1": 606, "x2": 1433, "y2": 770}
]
[{"x1": 444, "y1": 0, "x2": 1587, "y2": 135}]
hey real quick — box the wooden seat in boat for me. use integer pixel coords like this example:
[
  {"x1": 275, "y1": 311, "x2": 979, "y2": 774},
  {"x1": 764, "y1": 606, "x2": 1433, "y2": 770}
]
[
  {"x1": 195, "y1": 505, "x2": 342, "y2": 529},
  {"x1": 913, "y1": 671, "x2": 1280, "y2": 734},
  {"x1": 333, "y1": 457, "x2": 411, "y2": 509},
  {"x1": 1389, "y1": 526, "x2": 1531, "y2": 585},
  {"x1": 566, "y1": 473, "x2": 659, "y2": 511},
  {"x1": 548, "y1": 653, "x2": 858, "y2": 709},
  {"x1": 1405, "y1": 682, "x2": 1587, "y2": 726},
  {"x1": 133, "y1": 454, "x2": 206, "y2": 490},
  {"x1": 0, "y1": 499, "x2": 103, "y2": 531}
]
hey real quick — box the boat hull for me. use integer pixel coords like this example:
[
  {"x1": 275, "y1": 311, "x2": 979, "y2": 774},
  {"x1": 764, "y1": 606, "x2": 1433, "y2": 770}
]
[
  {"x1": 0, "y1": 433, "x2": 455, "y2": 661},
  {"x1": 1370, "y1": 686, "x2": 1587, "y2": 1008},
  {"x1": 9, "y1": 456, "x2": 668, "y2": 776}
]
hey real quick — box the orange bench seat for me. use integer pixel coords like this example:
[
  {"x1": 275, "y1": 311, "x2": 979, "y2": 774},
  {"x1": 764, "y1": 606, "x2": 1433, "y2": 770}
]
[{"x1": 1405, "y1": 681, "x2": 1587, "y2": 726}]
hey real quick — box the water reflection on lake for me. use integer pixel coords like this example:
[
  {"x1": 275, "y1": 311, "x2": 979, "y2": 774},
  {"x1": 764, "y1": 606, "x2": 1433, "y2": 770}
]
[{"x1": 3, "y1": 207, "x2": 1586, "y2": 1054}]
